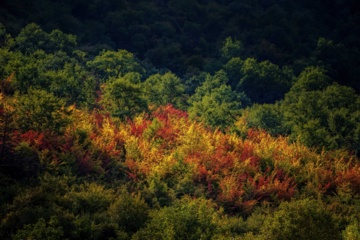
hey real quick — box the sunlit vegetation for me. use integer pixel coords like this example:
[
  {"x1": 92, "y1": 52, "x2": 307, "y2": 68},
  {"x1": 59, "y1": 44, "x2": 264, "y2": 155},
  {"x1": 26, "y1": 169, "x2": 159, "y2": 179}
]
[{"x1": 1, "y1": 1, "x2": 360, "y2": 238}]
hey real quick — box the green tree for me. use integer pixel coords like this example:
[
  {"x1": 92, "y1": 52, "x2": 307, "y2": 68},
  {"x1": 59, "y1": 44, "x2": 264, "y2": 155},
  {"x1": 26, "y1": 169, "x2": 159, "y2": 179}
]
[
  {"x1": 87, "y1": 49, "x2": 144, "y2": 82},
  {"x1": 60, "y1": 182, "x2": 119, "y2": 239},
  {"x1": 143, "y1": 72, "x2": 186, "y2": 109},
  {"x1": 189, "y1": 84, "x2": 246, "y2": 129},
  {"x1": 132, "y1": 196, "x2": 222, "y2": 240},
  {"x1": 259, "y1": 198, "x2": 340, "y2": 240},
  {"x1": 7, "y1": 48, "x2": 95, "y2": 106},
  {"x1": 108, "y1": 190, "x2": 149, "y2": 235},
  {"x1": 101, "y1": 76, "x2": 148, "y2": 119},
  {"x1": 243, "y1": 103, "x2": 288, "y2": 136},
  {"x1": 15, "y1": 23, "x2": 49, "y2": 55},
  {"x1": 236, "y1": 58, "x2": 294, "y2": 103},
  {"x1": 46, "y1": 62, "x2": 96, "y2": 106},
  {"x1": 1, "y1": 25, "x2": 94, "y2": 106},
  {"x1": 0, "y1": 48, "x2": 20, "y2": 82},
  {"x1": 221, "y1": 37, "x2": 243, "y2": 61},
  {"x1": 189, "y1": 70, "x2": 229, "y2": 103},
  {"x1": 13, "y1": 88, "x2": 71, "y2": 133},
  {"x1": 0, "y1": 23, "x2": 14, "y2": 49},
  {"x1": 236, "y1": 65, "x2": 360, "y2": 153},
  {"x1": 14, "y1": 23, "x2": 76, "y2": 55},
  {"x1": 222, "y1": 57, "x2": 244, "y2": 89},
  {"x1": 314, "y1": 38, "x2": 360, "y2": 92},
  {"x1": 188, "y1": 70, "x2": 249, "y2": 129},
  {"x1": 13, "y1": 217, "x2": 64, "y2": 240},
  {"x1": 282, "y1": 67, "x2": 360, "y2": 152},
  {"x1": 290, "y1": 66, "x2": 332, "y2": 93},
  {"x1": 65, "y1": 182, "x2": 115, "y2": 215},
  {"x1": 342, "y1": 219, "x2": 360, "y2": 240},
  {"x1": 184, "y1": 71, "x2": 207, "y2": 96},
  {"x1": 46, "y1": 29, "x2": 77, "y2": 54}
]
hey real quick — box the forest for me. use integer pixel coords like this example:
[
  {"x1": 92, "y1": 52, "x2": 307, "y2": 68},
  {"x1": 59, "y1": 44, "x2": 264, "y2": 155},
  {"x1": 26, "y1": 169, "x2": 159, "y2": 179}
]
[{"x1": 0, "y1": 0, "x2": 360, "y2": 239}]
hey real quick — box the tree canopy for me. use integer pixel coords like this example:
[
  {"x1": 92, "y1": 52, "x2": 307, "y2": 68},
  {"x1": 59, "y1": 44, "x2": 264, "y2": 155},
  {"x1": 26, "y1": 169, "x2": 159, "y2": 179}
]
[{"x1": 0, "y1": 2, "x2": 360, "y2": 238}]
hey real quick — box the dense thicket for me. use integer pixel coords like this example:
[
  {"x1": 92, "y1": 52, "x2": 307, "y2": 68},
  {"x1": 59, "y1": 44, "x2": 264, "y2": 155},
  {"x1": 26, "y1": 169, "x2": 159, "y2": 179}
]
[
  {"x1": 1, "y1": 0, "x2": 360, "y2": 91},
  {"x1": 1, "y1": 1, "x2": 360, "y2": 239}
]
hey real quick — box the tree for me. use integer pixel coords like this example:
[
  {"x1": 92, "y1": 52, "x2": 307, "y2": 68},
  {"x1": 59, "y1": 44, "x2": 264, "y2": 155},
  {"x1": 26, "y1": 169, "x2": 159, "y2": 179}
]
[
  {"x1": 14, "y1": 23, "x2": 76, "y2": 55},
  {"x1": 243, "y1": 103, "x2": 288, "y2": 136},
  {"x1": 259, "y1": 198, "x2": 340, "y2": 240},
  {"x1": 342, "y1": 219, "x2": 360, "y2": 240},
  {"x1": 13, "y1": 88, "x2": 71, "y2": 133},
  {"x1": 143, "y1": 72, "x2": 186, "y2": 109},
  {"x1": 0, "y1": 23, "x2": 14, "y2": 49},
  {"x1": 222, "y1": 57, "x2": 244, "y2": 89},
  {"x1": 189, "y1": 70, "x2": 229, "y2": 103},
  {"x1": 87, "y1": 49, "x2": 145, "y2": 82},
  {"x1": 189, "y1": 85, "x2": 245, "y2": 129},
  {"x1": 46, "y1": 62, "x2": 96, "y2": 106},
  {"x1": 132, "y1": 196, "x2": 222, "y2": 240},
  {"x1": 1, "y1": 24, "x2": 94, "y2": 106},
  {"x1": 13, "y1": 217, "x2": 64, "y2": 240},
  {"x1": 314, "y1": 38, "x2": 360, "y2": 93},
  {"x1": 289, "y1": 66, "x2": 332, "y2": 93},
  {"x1": 221, "y1": 37, "x2": 243, "y2": 61},
  {"x1": 101, "y1": 77, "x2": 148, "y2": 119},
  {"x1": 236, "y1": 58, "x2": 294, "y2": 103},
  {"x1": 108, "y1": 190, "x2": 149, "y2": 234},
  {"x1": 15, "y1": 23, "x2": 49, "y2": 55},
  {"x1": 46, "y1": 29, "x2": 77, "y2": 54},
  {"x1": 188, "y1": 71, "x2": 249, "y2": 129},
  {"x1": 282, "y1": 67, "x2": 360, "y2": 152}
]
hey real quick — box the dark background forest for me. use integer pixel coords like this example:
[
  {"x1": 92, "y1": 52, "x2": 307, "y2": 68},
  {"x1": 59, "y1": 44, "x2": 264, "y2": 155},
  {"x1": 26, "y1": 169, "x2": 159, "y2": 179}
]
[
  {"x1": 2, "y1": 0, "x2": 360, "y2": 86},
  {"x1": 1, "y1": 0, "x2": 360, "y2": 239}
]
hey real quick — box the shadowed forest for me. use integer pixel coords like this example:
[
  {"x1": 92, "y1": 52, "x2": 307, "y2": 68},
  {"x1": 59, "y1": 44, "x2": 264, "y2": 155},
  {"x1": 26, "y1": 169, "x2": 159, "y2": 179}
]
[{"x1": 1, "y1": 0, "x2": 360, "y2": 239}]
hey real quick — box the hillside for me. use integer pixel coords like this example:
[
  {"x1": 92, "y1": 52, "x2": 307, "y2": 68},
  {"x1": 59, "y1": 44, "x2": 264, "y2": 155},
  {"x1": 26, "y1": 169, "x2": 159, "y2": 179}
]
[
  {"x1": 1, "y1": 1, "x2": 360, "y2": 239},
  {"x1": 1, "y1": 100, "x2": 360, "y2": 238}
]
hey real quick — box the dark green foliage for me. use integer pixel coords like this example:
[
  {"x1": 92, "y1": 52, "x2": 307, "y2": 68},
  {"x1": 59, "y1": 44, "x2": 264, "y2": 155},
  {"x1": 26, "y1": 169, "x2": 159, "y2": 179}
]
[
  {"x1": 235, "y1": 58, "x2": 294, "y2": 103},
  {"x1": 0, "y1": 24, "x2": 96, "y2": 106},
  {"x1": 244, "y1": 103, "x2": 288, "y2": 136},
  {"x1": 189, "y1": 84, "x2": 245, "y2": 129},
  {"x1": 13, "y1": 141, "x2": 42, "y2": 177},
  {"x1": 259, "y1": 198, "x2": 341, "y2": 240},
  {"x1": 342, "y1": 219, "x2": 360, "y2": 240},
  {"x1": 221, "y1": 37, "x2": 243, "y2": 61},
  {"x1": 101, "y1": 76, "x2": 148, "y2": 119},
  {"x1": 289, "y1": 66, "x2": 332, "y2": 92},
  {"x1": 2, "y1": 0, "x2": 359, "y2": 84},
  {"x1": 65, "y1": 182, "x2": 115, "y2": 215},
  {"x1": 188, "y1": 70, "x2": 249, "y2": 129},
  {"x1": 143, "y1": 72, "x2": 186, "y2": 109},
  {"x1": 13, "y1": 217, "x2": 64, "y2": 240},
  {"x1": 314, "y1": 38, "x2": 360, "y2": 92},
  {"x1": 13, "y1": 88, "x2": 71, "y2": 133},
  {"x1": 132, "y1": 196, "x2": 222, "y2": 240},
  {"x1": 14, "y1": 23, "x2": 76, "y2": 55},
  {"x1": 86, "y1": 49, "x2": 145, "y2": 82},
  {"x1": 282, "y1": 68, "x2": 360, "y2": 152},
  {"x1": 108, "y1": 190, "x2": 149, "y2": 234}
]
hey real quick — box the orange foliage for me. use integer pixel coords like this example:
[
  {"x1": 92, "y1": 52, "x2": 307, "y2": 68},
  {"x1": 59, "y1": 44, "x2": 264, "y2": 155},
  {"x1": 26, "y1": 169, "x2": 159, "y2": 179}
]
[
  {"x1": 336, "y1": 166, "x2": 360, "y2": 194},
  {"x1": 129, "y1": 118, "x2": 151, "y2": 137},
  {"x1": 19, "y1": 130, "x2": 45, "y2": 147},
  {"x1": 9, "y1": 103, "x2": 359, "y2": 214}
]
